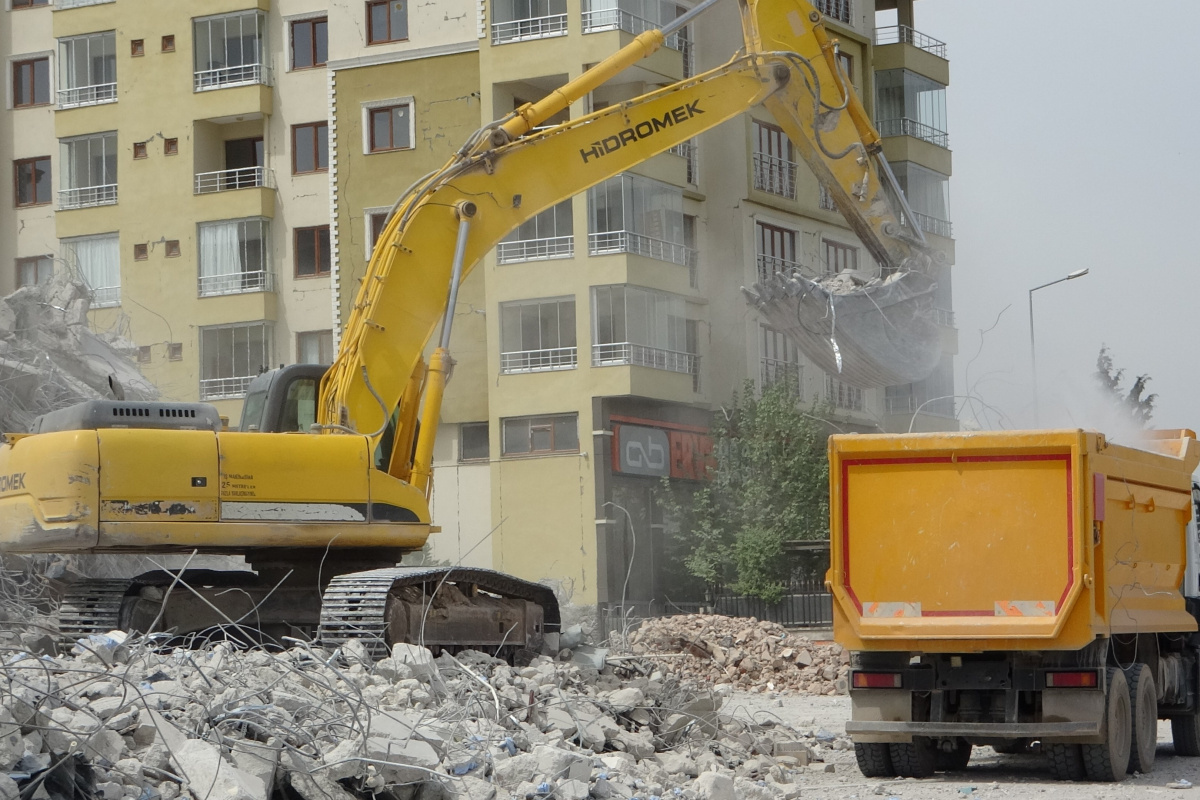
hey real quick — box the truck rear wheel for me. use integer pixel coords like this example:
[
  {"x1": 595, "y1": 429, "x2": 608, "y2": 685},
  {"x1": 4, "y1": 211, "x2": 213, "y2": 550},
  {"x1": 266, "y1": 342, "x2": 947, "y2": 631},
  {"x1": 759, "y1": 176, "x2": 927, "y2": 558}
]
[
  {"x1": 889, "y1": 737, "x2": 937, "y2": 778},
  {"x1": 853, "y1": 742, "x2": 897, "y2": 777},
  {"x1": 1083, "y1": 667, "x2": 1132, "y2": 781},
  {"x1": 1046, "y1": 743, "x2": 1087, "y2": 780},
  {"x1": 1171, "y1": 711, "x2": 1200, "y2": 757},
  {"x1": 1125, "y1": 662, "x2": 1157, "y2": 773}
]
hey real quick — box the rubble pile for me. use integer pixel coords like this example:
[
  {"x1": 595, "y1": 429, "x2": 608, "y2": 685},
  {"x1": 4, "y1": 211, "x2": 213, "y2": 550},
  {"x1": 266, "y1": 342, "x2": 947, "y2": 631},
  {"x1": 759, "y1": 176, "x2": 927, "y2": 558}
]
[
  {"x1": 0, "y1": 627, "x2": 853, "y2": 800},
  {"x1": 0, "y1": 275, "x2": 156, "y2": 433},
  {"x1": 626, "y1": 615, "x2": 849, "y2": 696}
]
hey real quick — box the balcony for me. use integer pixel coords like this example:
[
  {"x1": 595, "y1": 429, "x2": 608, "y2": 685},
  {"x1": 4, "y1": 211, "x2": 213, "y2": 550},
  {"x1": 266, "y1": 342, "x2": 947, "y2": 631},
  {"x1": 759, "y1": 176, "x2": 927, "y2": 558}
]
[
  {"x1": 195, "y1": 166, "x2": 273, "y2": 195},
  {"x1": 581, "y1": 4, "x2": 690, "y2": 54},
  {"x1": 818, "y1": 184, "x2": 837, "y2": 212},
  {"x1": 826, "y1": 375, "x2": 864, "y2": 412},
  {"x1": 57, "y1": 83, "x2": 116, "y2": 109},
  {"x1": 200, "y1": 376, "x2": 254, "y2": 401},
  {"x1": 492, "y1": 13, "x2": 568, "y2": 44},
  {"x1": 593, "y1": 342, "x2": 697, "y2": 376},
  {"x1": 932, "y1": 307, "x2": 955, "y2": 327},
  {"x1": 59, "y1": 184, "x2": 117, "y2": 210},
  {"x1": 500, "y1": 346, "x2": 578, "y2": 374},
  {"x1": 55, "y1": 0, "x2": 114, "y2": 8},
  {"x1": 812, "y1": 0, "x2": 850, "y2": 24},
  {"x1": 194, "y1": 63, "x2": 269, "y2": 92},
  {"x1": 496, "y1": 235, "x2": 574, "y2": 264},
  {"x1": 912, "y1": 211, "x2": 952, "y2": 239},
  {"x1": 761, "y1": 359, "x2": 802, "y2": 392},
  {"x1": 588, "y1": 230, "x2": 694, "y2": 268},
  {"x1": 877, "y1": 117, "x2": 949, "y2": 149},
  {"x1": 90, "y1": 286, "x2": 120, "y2": 308},
  {"x1": 198, "y1": 270, "x2": 274, "y2": 298},
  {"x1": 752, "y1": 153, "x2": 797, "y2": 199},
  {"x1": 757, "y1": 253, "x2": 803, "y2": 284},
  {"x1": 875, "y1": 25, "x2": 948, "y2": 59}
]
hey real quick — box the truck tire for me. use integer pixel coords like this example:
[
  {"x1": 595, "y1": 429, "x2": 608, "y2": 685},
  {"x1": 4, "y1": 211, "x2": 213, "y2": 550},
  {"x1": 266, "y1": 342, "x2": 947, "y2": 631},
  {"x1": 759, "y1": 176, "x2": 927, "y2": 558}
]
[
  {"x1": 1171, "y1": 710, "x2": 1200, "y2": 757},
  {"x1": 854, "y1": 742, "x2": 896, "y2": 777},
  {"x1": 889, "y1": 737, "x2": 937, "y2": 778},
  {"x1": 1125, "y1": 662, "x2": 1157, "y2": 773},
  {"x1": 935, "y1": 738, "x2": 972, "y2": 771},
  {"x1": 1046, "y1": 743, "x2": 1087, "y2": 780},
  {"x1": 1083, "y1": 666, "x2": 1132, "y2": 781}
]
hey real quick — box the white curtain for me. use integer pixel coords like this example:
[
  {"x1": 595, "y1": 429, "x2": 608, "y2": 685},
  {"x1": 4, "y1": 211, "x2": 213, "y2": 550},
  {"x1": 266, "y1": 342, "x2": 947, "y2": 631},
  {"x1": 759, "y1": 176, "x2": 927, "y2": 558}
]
[
  {"x1": 66, "y1": 235, "x2": 120, "y2": 301},
  {"x1": 199, "y1": 221, "x2": 243, "y2": 278}
]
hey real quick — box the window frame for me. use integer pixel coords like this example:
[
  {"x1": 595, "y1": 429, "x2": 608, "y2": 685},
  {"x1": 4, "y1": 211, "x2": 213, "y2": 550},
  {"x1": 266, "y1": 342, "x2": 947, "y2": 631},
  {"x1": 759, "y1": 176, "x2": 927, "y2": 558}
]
[
  {"x1": 365, "y1": 101, "x2": 414, "y2": 153},
  {"x1": 296, "y1": 329, "x2": 334, "y2": 364},
  {"x1": 291, "y1": 122, "x2": 328, "y2": 174},
  {"x1": 500, "y1": 413, "x2": 579, "y2": 457},
  {"x1": 13, "y1": 156, "x2": 51, "y2": 208},
  {"x1": 290, "y1": 17, "x2": 328, "y2": 70},
  {"x1": 15, "y1": 255, "x2": 53, "y2": 287},
  {"x1": 366, "y1": 0, "x2": 409, "y2": 45},
  {"x1": 12, "y1": 57, "x2": 50, "y2": 108},
  {"x1": 12, "y1": 0, "x2": 51, "y2": 8},
  {"x1": 499, "y1": 296, "x2": 578, "y2": 374},
  {"x1": 459, "y1": 422, "x2": 490, "y2": 462},
  {"x1": 162, "y1": 35, "x2": 176, "y2": 53},
  {"x1": 365, "y1": 208, "x2": 390, "y2": 260},
  {"x1": 294, "y1": 225, "x2": 331, "y2": 278},
  {"x1": 198, "y1": 321, "x2": 273, "y2": 401},
  {"x1": 822, "y1": 239, "x2": 858, "y2": 274},
  {"x1": 61, "y1": 232, "x2": 120, "y2": 307}
]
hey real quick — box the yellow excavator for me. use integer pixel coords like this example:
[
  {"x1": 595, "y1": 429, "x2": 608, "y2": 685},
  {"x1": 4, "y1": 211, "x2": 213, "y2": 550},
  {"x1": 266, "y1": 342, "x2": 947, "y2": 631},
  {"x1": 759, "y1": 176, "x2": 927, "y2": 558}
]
[{"x1": 0, "y1": 0, "x2": 940, "y2": 655}]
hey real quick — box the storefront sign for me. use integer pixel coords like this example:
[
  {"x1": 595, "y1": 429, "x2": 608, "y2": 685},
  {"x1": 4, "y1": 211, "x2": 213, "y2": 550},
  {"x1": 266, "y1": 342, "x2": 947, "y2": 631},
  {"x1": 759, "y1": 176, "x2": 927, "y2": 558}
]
[{"x1": 613, "y1": 423, "x2": 714, "y2": 480}]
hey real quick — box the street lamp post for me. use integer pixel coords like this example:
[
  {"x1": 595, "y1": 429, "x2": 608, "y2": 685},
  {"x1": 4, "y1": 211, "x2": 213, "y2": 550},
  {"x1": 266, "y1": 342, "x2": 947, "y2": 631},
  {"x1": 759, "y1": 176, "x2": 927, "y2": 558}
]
[{"x1": 1029, "y1": 268, "x2": 1089, "y2": 427}]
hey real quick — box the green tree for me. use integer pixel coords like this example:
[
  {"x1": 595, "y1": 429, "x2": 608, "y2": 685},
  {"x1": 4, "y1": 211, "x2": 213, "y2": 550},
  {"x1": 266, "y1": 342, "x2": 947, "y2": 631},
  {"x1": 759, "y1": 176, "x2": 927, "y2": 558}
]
[
  {"x1": 1094, "y1": 345, "x2": 1156, "y2": 427},
  {"x1": 664, "y1": 379, "x2": 829, "y2": 604}
]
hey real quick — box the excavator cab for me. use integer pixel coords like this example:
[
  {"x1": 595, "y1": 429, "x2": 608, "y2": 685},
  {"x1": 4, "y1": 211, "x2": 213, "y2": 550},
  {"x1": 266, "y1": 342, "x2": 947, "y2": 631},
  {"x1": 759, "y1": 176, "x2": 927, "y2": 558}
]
[{"x1": 238, "y1": 364, "x2": 329, "y2": 433}]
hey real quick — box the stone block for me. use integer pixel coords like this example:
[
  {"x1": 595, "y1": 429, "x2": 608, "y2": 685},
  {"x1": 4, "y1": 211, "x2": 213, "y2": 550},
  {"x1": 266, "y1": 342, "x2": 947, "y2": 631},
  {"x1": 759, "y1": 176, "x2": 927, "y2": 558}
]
[{"x1": 172, "y1": 739, "x2": 267, "y2": 800}]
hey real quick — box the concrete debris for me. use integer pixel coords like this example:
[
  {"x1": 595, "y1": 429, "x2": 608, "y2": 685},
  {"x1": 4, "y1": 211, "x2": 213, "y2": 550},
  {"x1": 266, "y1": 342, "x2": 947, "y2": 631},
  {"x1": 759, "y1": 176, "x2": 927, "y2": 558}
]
[
  {"x1": 0, "y1": 614, "x2": 856, "y2": 800},
  {"x1": 625, "y1": 614, "x2": 850, "y2": 695},
  {"x1": 0, "y1": 273, "x2": 157, "y2": 434}
]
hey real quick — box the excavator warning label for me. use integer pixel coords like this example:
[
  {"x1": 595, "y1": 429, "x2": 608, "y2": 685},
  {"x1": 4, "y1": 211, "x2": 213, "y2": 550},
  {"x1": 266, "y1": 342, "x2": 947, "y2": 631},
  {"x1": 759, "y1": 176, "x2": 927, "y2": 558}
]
[
  {"x1": 0, "y1": 473, "x2": 25, "y2": 493},
  {"x1": 579, "y1": 100, "x2": 705, "y2": 164},
  {"x1": 222, "y1": 473, "x2": 257, "y2": 498}
]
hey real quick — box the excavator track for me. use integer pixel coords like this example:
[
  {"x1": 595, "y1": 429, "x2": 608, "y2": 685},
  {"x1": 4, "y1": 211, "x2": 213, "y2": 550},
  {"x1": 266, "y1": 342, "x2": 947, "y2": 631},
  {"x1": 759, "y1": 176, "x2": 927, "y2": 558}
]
[
  {"x1": 318, "y1": 566, "x2": 560, "y2": 659},
  {"x1": 57, "y1": 579, "x2": 131, "y2": 644}
]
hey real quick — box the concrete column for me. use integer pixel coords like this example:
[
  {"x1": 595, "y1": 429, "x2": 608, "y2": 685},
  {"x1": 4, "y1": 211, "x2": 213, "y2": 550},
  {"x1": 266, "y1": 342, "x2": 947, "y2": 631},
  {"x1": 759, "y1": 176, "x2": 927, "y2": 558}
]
[{"x1": 896, "y1": 0, "x2": 915, "y2": 29}]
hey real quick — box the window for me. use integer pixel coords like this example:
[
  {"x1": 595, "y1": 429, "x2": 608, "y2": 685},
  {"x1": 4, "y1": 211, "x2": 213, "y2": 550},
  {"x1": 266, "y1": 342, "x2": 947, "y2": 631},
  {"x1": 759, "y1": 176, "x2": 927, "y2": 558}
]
[
  {"x1": 13, "y1": 58, "x2": 50, "y2": 108},
  {"x1": 368, "y1": 104, "x2": 412, "y2": 152},
  {"x1": 891, "y1": 161, "x2": 951, "y2": 237},
  {"x1": 756, "y1": 222, "x2": 797, "y2": 283},
  {"x1": 501, "y1": 413, "x2": 578, "y2": 456},
  {"x1": 133, "y1": 142, "x2": 147, "y2": 159},
  {"x1": 198, "y1": 218, "x2": 272, "y2": 296},
  {"x1": 162, "y1": 36, "x2": 176, "y2": 53},
  {"x1": 587, "y1": 174, "x2": 692, "y2": 267},
  {"x1": 760, "y1": 325, "x2": 801, "y2": 392},
  {"x1": 491, "y1": 0, "x2": 567, "y2": 44},
  {"x1": 297, "y1": 330, "x2": 334, "y2": 364},
  {"x1": 752, "y1": 120, "x2": 796, "y2": 199},
  {"x1": 460, "y1": 422, "x2": 489, "y2": 461},
  {"x1": 166, "y1": 240, "x2": 180, "y2": 257},
  {"x1": 367, "y1": 211, "x2": 389, "y2": 257},
  {"x1": 194, "y1": 11, "x2": 267, "y2": 90},
  {"x1": 591, "y1": 285, "x2": 696, "y2": 376},
  {"x1": 14, "y1": 157, "x2": 51, "y2": 207},
  {"x1": 15, "y1": 256, "x2": 52, "y2": 287},
  {"x1": 823, "y1": 240, "x2": 857, "y2": 274},
  {"x1": 62, "y1": 233, "x2": 120, "y2": 307},
  {"x1": 133, "y1": 243, "x2": 148, "y2": 261},
  {"x1": 59, "y1": 32, "x2": 116, "y2": 107},
  {"x1": 131, "y1": 40, "x2": 144, "y2": 57},
  {"x1": 199, "y1": 322, "x2": 272, "y2": 400},
  {"x1": 683, "y1": 213, "x2": 698, "y2": 287},
  {"x1": 292, "y1": 122, "x2": 328, "y2": 174},
  {"x1": 500, "y1": 297, "x2": 577, "y2": 373},
  {"x1": 367, "y1": 0, "x2": 408, "y2": 44},
  {"x1": 59, "y1": 132, "x2": 117, "y2": 209},
  {"x1": 836, "y1": 52, "x2": 853, "y2": 91},
  {"x1": 812, "y1": 0, "x2": 850, "y2": 24},
  {"x1": 295, "y1": 225, "x2": 331, "y2": 277},
  {"x1": 497, "y1": 200, "x2": 573, "y2": 263},
  {"x1": 875, "y1": 69, "x2": 948, "y2": 148},
  {"x1": 13, "y1": 0, "x2": 50, "y2": 8},
  {"x1": 291, "y1": 17, "x2": 327, "y2": 68},
  {"x1": 137, "y1": 346, "x2": 152, "y2": 364},
  {"x1": 164, "y1": 138, "x2": 178, "y2": 156},
  {"x1": 168, "y1": 342, "x2": 183, "y2": 361},
  {"x1": 827, "y1": 375, "x2": 863, "y2": 412}
]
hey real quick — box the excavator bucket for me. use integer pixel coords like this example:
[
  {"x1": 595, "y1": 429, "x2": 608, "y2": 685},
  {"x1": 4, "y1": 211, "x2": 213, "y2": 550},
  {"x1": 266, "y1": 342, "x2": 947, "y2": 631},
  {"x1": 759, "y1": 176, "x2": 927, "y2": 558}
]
[{"x1": 744, "y1": 270, "x2": 941, "y2": 389}]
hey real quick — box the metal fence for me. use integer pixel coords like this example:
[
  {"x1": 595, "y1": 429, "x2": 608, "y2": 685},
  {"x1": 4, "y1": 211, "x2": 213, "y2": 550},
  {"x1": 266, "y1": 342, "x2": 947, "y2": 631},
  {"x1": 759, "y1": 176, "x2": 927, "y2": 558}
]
[
  {"x1": 875, "y1": 24, "x2": 948, "y2": 59},
  {"x1": 58, "y1": 83, "x2": 116, "y2": 109},
  {"x1": 713, "y1": 542, "x2": 832, "y2": 627},
  {"x1": 876, "y1": 117, "x2": 949, "y2": 149},
  {"x1": 491, "y1": 13, "x2": 568, "y2": 44}
]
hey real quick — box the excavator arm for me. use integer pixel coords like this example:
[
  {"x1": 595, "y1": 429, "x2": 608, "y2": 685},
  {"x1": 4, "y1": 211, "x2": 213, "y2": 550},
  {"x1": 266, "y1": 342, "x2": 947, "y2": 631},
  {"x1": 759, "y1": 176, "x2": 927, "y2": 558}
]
[{"x1": 319, "y1": 0, "x2": 939, "y2": 488}]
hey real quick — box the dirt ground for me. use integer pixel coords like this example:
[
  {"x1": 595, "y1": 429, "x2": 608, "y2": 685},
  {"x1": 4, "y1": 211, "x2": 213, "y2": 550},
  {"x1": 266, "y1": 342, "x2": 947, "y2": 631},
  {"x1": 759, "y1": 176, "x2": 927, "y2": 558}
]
[{"x1": 727, "y1": 691, "x2": 1200, "y2": 798}]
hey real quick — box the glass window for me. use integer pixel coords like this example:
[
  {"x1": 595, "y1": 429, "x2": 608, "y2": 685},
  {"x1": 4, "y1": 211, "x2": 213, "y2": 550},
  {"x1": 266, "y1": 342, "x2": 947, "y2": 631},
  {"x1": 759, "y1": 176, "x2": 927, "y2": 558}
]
[
  {"x1": 823, "y1": 240, "x2": 857, "y2": 274},
  {"x1": 756, "y1": 222, "x2": 796, "y2": 282},
  {"x1": 58, "y1": 32, "x2": 116, "y2": 107},
  {"x1": 460, "y1": 422, "x2": 489, "y2": 461},
  {"x1": 279, "y1": 377, "x2": 319, "y2": 432},
  {"x1": 13, "y1": 58, "x2": 50, "y2": 107},
  {"x1": 199, "y1": 322, "x2": 272, "y2": 400},
  {"x1": 294, "y1": 225, "x2": 331, "y2": 277},
  {"x1": 198, "y1": 218, "x2": 272, "y2": 296},
  {"x1": 875, "y1": 69, "x2": 948, "y2": 146},
  {"x1": 16, "y1": 256, "x2": 53, "y2": 287},
  {"x1": 369, "y1": 104, "x2": 412, "y2": 152},
  {"x1": 297, "y1": 330, "x2": 334, "y2": 363},
  {"x1": 292, "y1": 122, "x2": 328, "y2": 173},
  {"x1": 367, "y1": 0, "x2": 409, "y2": 44},
  {"x1": 14, "y1": 157, "x2": 51, "y2": 207},
  {"x1": 62, "y1": 233, "x2": 120, "y2": 307},
  {"x1": 891, "y1": 161, "x2": 950, "y2": 222},
  {"x1": 499, "y1": 297, "x2": 577, "y2": 373},
  {"x1": 59, "y1": 132, "x2": 117, "y2": 209},
  {"x1": 291, "y1": 17, "x2": 328, "y2": 69},
  {"x1": 587, "y1": 174, "x2": 690, "y2": 266},
  {"x1": 501, "y1": 413, "x2": 578, "y2": 455},
  {"x1": 193, "y1": 11, "x2": 267, "y2": 90}
]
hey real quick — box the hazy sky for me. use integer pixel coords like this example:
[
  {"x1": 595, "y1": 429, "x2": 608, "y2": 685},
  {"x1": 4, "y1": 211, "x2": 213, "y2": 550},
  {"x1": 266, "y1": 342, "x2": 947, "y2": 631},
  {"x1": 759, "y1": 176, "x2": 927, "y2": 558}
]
[{"x1": 887, "y1": 1, "x2": 1200, "y2": 432}]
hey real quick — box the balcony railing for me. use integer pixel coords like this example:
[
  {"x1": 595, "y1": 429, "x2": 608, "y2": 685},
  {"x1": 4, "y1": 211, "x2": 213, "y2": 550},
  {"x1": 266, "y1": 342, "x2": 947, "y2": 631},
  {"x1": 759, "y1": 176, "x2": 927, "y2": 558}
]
[
  {"x1": 59, "y1": 184, "x2": 117, "y2": 210},
  {"x1": 194, "y1": 166, "x2": 272, "y2": 195},
  {"x1": 669, "y1": 139, "x2": 697, "y2": 184},
  {"x1": 752, "y1": 153, "x2": 797, "y2": 199},
  {"x1": 932, "y1": 307, "x2": 955, "y2": 328},
  {"x1": 500, "y1": 346, "x2": 578, "y2": 374},
  {"x1": 757, "y1": 253, "x2": 803, "y2": 284},
  {"x1": 200, "y1": 375, "x2": 254, "y2": 400},
  {"x1": 194, "y1": 63, "x2": 268, "y2": 92},
  {"x1": 55, "y1": 0, "x2": 114, "y2": 8},
  {"x1": 818, "y1": 184, "x2": 838, "y2": 212},
  {"x1": 57, "y1": 83, "x2": 116, "y2": 109},
  {"x1": 875, "y1": 25, "x2": 947, "y2": 59},
  {"x1": 593, "y1": 342, "x2": 697, "y2": 376},
  {"x1": 89, "y1": 286, "x2": 120, "y2": 308},
  {"x1": 885, "y1": 393, "x2": 955, "y2": 418},
  {"x1": 496, "y1": 235, "x2": 574, "y2": 264},
  {"x1": 492, "y1": 13, "x2": 568, "y2": 44},
  {"x1": 812, "y1": 0, "x2": 850, "y2": 23},
  {"x1": 912, "y1": 211, "x2": 952, "y2": 238},
  {"x1": 826, "y1": 376, "x2": 864, "y2": 412},
  {"x1": 582, "y1": 7, "x2": 690, "y2": 54},
  {"x1": 877, "y1": 117, "x2": 949, "y2": 148},
  {"x1": 198, "y1": 270, "x2": 274, "y2": 297},
  {"x1": 761, "y1": 359, "x2": 802, "y2": 392},
  {"x1": 588, "y1": 230, "x2": 695, "y2": 268}
]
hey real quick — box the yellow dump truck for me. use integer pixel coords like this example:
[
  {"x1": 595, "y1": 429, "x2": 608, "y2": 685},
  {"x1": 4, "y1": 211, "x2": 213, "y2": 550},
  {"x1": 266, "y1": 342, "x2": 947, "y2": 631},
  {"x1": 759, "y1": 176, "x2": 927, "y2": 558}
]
[{"x1": 830, "y1": 429, "x2": 1200, "y2": 782}]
